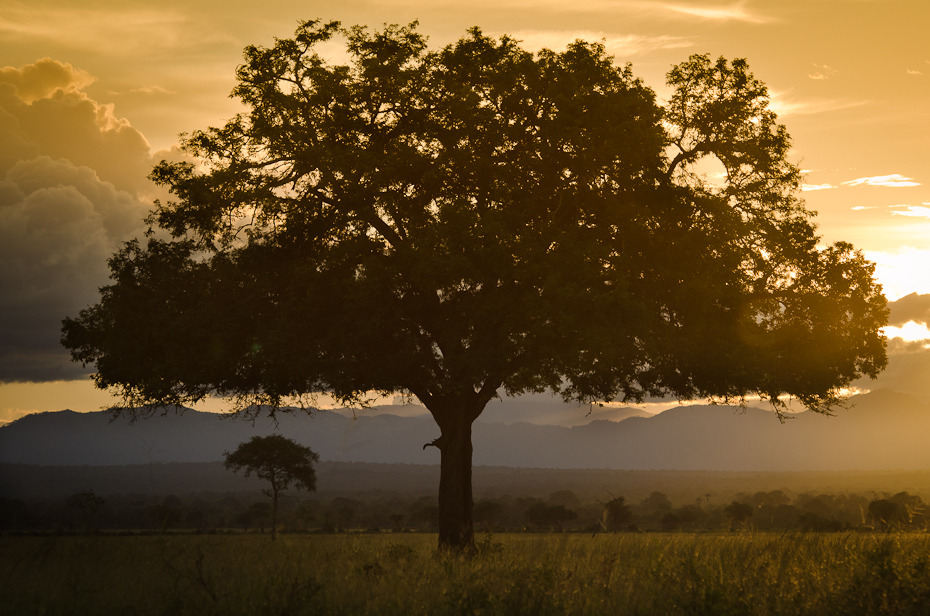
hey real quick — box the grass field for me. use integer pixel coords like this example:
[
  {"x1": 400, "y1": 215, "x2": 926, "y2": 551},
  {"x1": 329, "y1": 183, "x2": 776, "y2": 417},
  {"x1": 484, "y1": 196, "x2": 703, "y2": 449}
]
[{"x1": 5, "y1": 532, "x2": 930, "y2": 615}]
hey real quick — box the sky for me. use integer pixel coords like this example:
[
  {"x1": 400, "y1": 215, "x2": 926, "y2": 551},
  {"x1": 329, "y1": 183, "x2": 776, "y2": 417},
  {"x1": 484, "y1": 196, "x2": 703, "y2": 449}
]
[{"x1": 1, "y1": 0, "x2": 929, "y2": 423}]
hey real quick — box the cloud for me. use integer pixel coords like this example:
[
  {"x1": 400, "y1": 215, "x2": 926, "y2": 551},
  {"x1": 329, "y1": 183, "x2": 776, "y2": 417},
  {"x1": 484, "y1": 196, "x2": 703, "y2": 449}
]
[
  {"x1": 0, "y1": 4, "x2": 228, "y2": 55},
  {"x1": 0, "y1": 57, "x2": 94, "y2": 103},
  {"x1": 660, "y1": 2, "x2": 775, "y2": 23},
  {"x1": 808, "y1": 64, "x2": 837, "y2": 80},
  {"x1": 0, "y1": 156, "x2": 148, "y2": 381},
  {"x1": 854, "y1": 335, "x2": 930, "y2": 400},
  {"x1": 842, "y1": 174, "x2": 921, "y2": 188},
  {"x1": 0, "y1": 59, "x2": 153, "y2": 194},
  {"x1": 854, "y1": 340, "x2": 930, "y2": 399},
  {"x1": 768, "y1": 93, "x2": 870, "y2": 117},
  {"x1": 378, "y1": 0, "x2": 773, "y2": 23},
  {"x1": 857, "y1": 296, "x2": 930, "y2": 396},
  {"x1": 888, "y1": 293, "x2": 930, "y2": 328},
  {"x1": 504, "y1": 30, "x2": 692, "y2": 56},
  {"x1": 800, "y1": 183, "x2": 835, "y2": 192},
  {"x1": 890, "y1": 205, "x2": 930, "y2": 218},
  {"x1": 850, "y1": 205, "x2": 878, "y2": 210},
  {"x1": 906, "y1": 69, "x2": 923, "y2": 76},
  {"x1": 375, "y1": 0, "x2": 776, "y2": 27},
  {"x1": 0, "y1": 59, "x2": 154, "y2": 382},
  {"x1": 113, "y1": 85, "x2": 175, "y2": 96}
]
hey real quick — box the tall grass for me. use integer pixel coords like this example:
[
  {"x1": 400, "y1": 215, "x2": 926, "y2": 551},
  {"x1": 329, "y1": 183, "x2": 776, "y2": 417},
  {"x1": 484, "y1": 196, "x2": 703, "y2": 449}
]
[{"x1": 5, "y1": 532, "x2": 930, "y2": 615}]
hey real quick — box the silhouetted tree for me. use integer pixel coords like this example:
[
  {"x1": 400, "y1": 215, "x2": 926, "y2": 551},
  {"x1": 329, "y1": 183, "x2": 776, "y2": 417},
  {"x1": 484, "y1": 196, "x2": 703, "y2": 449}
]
[
  {"x1": 151, "y1": 494, "x2": 183, "y2": 531},
  {"x1": 525, "y1": 502, "x2": 578, "y2": 531},
  {"x1": 639, "y1": 491, "x2": 673, "y2": 515},
  {"x1": 724, "y1": 501, "x2": 754, "y2": 530},
  {"x1": 890, "y1": 491, "x2": 926, "y2": 527},
  {"x1": 224, "y1": 435, "x2": 318, "y2": 539},
  {"x1": 667, "y1": 503, "x2": 707, "y2": 531},
  {"x1": 0, "y1": 497, "x2": 32, "y2": 530},
  {"x1": 330, "y1": 496, "x2": 361, "y2": 530},
  {"x1": 473, "y1": 498, "x2": 505, "y2": 532},
  {"x1": 238, "y1": 501, "x2": 273, "y2": 533},
  {"x1": 62, "y1": 20, "x2": 888, "y2": 552},
  {"x1": 65, "y1": 489, "x2": 106, "y2": 532},
  {"x1": 603, "y1": 496, "x2": 633, "y2": 531},
  {"x1": 798, "y1": 511, "x2": 845, "y2": 532},
  {"x1": 748, "y1": 490, "x2": 790, "y2": 509},
  {"x1": 868, "y1": 493, "x2": 925, "y2": 530},
  {"x1": 549, "y1": 490, "x2": 582, "y2": 510},
  {"x1": 409, "y1": 496, "x2": 439, "y2": 531}
]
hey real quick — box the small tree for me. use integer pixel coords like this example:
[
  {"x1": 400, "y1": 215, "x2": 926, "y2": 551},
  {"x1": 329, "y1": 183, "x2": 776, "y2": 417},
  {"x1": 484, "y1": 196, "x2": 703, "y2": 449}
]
[{"x1": 223, "y1": 435, "x2": 319, "y2": 539}]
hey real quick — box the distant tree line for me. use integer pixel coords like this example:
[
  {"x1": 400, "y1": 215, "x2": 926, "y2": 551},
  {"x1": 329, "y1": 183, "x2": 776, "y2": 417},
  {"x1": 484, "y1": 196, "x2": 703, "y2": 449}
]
[{"x1": 3, "y1": 488, "x2": 928, "y2": 534}]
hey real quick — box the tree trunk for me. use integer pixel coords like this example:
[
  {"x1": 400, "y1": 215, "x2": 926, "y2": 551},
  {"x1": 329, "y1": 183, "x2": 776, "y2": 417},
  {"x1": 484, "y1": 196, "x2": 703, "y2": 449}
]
[
  {"x1": 271, "y1": 484, "x2": 279, "y2": 541},
  {"x1": 437, "y1": 412, "x2": 474, "y2": 552},
  {"x1": 424, "y1": 395, "x2": 485, "y2": 554}
]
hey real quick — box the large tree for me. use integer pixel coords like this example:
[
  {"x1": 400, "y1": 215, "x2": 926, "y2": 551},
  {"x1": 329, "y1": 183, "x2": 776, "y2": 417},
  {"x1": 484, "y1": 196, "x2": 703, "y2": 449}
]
[{"x1": 62, "y1": 21, "x2": 887, "y2": 552}]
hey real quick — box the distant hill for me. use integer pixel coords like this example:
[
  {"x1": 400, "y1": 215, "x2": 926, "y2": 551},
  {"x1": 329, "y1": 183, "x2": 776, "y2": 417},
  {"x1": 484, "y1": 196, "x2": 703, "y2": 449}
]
[{"x1": 1, "y1": 389, "x2": 929, "y2": 471}]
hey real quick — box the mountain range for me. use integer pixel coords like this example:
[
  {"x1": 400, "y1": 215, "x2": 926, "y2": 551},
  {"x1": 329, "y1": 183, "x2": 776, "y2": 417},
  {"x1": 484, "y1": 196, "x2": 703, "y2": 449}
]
[{"x1": 2, "y1": 389, "x2": 929, "y2": 471}]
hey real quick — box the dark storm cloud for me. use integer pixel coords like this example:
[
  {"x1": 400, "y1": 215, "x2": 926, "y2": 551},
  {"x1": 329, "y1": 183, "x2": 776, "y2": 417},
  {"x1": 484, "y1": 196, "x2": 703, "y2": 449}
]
[
  {"x1": 887, "y1": 293, "x2": 930, "y2": 327},
  {"x1": 0, "y1": 156, "x2": 149, "y2": 381},
  {"x1": 0, "y1": 59, "x2": 152, "y2": 382}
]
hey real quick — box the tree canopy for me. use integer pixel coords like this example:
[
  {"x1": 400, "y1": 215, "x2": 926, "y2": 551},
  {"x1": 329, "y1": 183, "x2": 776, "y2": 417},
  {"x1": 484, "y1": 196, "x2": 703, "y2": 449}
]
[{"x1": 62, "y1": 20, "x2": 887, "y2": 551}]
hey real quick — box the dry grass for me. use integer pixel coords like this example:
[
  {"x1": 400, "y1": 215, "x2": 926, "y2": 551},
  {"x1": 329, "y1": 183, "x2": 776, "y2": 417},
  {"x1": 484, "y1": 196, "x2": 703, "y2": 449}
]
[{"x1": 4, "y1": 532, "x2": 930, "y2": 615}]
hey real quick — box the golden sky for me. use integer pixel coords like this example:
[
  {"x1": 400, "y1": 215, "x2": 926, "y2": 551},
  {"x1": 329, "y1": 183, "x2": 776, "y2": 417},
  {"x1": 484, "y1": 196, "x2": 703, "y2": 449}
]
[{"x1": 1, "y1": 0, "x2": 928, "y2": 421}]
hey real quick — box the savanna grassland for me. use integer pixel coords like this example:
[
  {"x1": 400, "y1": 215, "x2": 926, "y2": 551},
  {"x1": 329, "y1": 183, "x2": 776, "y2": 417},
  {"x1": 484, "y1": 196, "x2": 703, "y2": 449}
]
[{"x1": 5, "y1": 532, "x2": 930, "y2": 615}]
